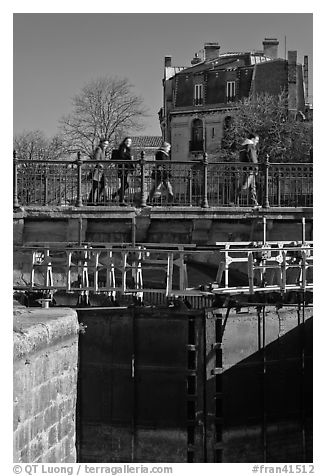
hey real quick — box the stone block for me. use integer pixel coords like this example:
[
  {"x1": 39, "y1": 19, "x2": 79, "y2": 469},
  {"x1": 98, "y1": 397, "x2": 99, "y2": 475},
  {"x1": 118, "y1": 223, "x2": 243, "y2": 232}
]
[
  {"x1": 47, "y1": 425, "x2": 58, "y2": 448},
  {"x1": 67, "y1": 218, "x2": 87, "y2": 242},
  {"x1": 17, "y1": 421, "x2": 31, "y2": 450},
  {"x1": 30, "y1": 436, "x2": 45, "y2": 462},
  {"x1": 192, "y1": 219, "x2": 212, "y2": 231},
  {"x1": 23, "y1": 219, "x2": 68, "y2": 243},
  {"x1": 30, "y1": 412, "x2": 44, "y2": 441},
  {"x1": 13, "y1": 220, "x2": 24, "y2": 246},
  {"x1": 43, "y1": 405, "x2": 59, "y2": 429}
]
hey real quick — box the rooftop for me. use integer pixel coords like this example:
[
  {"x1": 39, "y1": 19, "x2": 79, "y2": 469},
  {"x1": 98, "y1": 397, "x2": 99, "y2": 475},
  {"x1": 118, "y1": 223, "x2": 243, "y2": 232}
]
[{"x1": 131, "y1": 136, "x2": 163, "y2": 149}]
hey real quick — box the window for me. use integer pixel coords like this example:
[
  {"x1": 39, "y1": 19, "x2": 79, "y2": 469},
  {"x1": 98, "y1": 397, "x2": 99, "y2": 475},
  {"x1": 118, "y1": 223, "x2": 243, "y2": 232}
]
[
  {"x1": 194, "y1": 84, "x2": 203, "y2": 105},
  {"x1": 212, "y1": 127, "x2": 215, "y2": 138},
  {"x1": 190, "y1": 118, "x2": 204, "y2": 151},
  {"x1": 226, "y1": 81, "x2": 236, "y2": 102}
]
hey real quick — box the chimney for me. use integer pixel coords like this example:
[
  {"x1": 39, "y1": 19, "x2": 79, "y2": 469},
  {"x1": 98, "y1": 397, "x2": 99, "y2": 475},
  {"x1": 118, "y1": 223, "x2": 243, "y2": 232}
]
[
  {"x1": 191, "y1": 53, "x2": 201, "y2": 65},
  {"x1": 303, "y1": 55, "x2": 309, "y2": 102},
  {"x1": 262, "y1": 38, "x2": 279, "y2": 59},
  {"x1": 164, "y1": 56, "x2": 172, "y2": 67},
  {"x1": 287, "y1": 50, "x2": 298, "y2": 116},
  {"x1": 204, "y1": 42, "x2": 220, "y2": 61}
]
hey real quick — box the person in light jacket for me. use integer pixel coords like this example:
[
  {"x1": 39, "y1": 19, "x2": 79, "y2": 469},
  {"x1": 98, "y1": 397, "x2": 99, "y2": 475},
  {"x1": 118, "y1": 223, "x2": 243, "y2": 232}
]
[
  {"x1": 88, "y1": 138, "x2": 109, "y2": 204},
  {"x1": 239, "y1": 133, "x2": 260, "y2": 207}
]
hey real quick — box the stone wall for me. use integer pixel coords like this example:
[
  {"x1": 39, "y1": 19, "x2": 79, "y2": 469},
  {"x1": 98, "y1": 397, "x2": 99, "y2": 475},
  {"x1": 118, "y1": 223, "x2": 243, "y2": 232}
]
[{"x1": 13, "y1": 305, "x2": 79, "y2": 463}]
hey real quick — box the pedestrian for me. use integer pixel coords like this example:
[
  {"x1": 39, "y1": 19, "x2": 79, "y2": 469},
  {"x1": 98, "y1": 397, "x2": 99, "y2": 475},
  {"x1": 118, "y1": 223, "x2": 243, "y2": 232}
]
[
  {"x1": 88, "y1": 138, "x2": 109, "y2": 204},
  {"x1": 147, "y1": 142, "x2": 173, "y2": 204},
  {"x1": 238, "y1": 133, "x2": 260, "y2": 208},
  {"x1": 112, "y1": 137, "x2": 134, "y2": 206}
]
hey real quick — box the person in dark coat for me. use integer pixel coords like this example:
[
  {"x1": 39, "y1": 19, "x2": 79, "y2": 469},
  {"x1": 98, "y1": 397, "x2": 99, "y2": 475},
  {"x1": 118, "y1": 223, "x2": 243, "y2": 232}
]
[
  {"x1": 112, "y1": 137, "x2": 134, "y2": 205},
  {"x1": 87, "y1": 138, "x2": 109, "y2": 204},
  {"x1": 147, "y1": 142, "x2": 173, "y2": 204},
  {"x1": 239, "y1": 133, "x2": 260, "y2": 207}
]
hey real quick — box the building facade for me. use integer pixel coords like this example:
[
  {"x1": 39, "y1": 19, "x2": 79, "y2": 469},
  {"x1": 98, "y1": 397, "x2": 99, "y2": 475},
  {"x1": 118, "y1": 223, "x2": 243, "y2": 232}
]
[{"x1": 159, "y1": 39, "x2": 308, "y2": 161}]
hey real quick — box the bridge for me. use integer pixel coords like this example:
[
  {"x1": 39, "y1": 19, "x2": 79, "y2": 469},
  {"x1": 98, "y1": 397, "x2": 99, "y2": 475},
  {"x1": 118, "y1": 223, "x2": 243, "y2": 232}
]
[{"x1": 14, "y1": 152, "x2": 313, "y2": 208}]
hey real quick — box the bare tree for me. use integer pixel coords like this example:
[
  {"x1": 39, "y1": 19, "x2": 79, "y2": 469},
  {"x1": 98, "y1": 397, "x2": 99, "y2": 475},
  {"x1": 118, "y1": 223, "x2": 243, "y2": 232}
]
[
  {"x1": 14, "y1": 130, "x2": 68, "y2": 160},
  {"x1": 59, "y1": 76, "x2": 148, "y2": 157}
]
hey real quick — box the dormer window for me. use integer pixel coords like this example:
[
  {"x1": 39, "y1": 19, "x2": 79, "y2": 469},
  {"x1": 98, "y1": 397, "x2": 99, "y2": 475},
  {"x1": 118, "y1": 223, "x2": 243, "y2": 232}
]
[
  {"x1": 194, "y1": 84, "x2": 203, "y2": 105},
  {"x1": 226, "y1": 81, "x2": 236, "y2": 102}
]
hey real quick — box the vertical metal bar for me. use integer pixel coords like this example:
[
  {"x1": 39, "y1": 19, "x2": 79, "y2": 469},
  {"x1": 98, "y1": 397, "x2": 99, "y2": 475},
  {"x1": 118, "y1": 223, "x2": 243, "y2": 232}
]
[
  {"x1": 78, "y1": 217, "x2": 83, "y2": 246},
  {"x1": 262, "y1": 155, "x2": 270, "y2": 208},
  {"x1": 94, "y1": 251, "x2": 99, "y2": 292},
  {"x1": 132, "y1": 216, "x2": 136, "y2": 247},
  {"x1": 280, "y1": 250, "x2": 287, "y2": 292},
  {"x1": 225, "y1": 245, "x2": 230, "y2": 288},
  {"x1": 139, "y1": 151, "x2": 146, "y2": 207},
  {"x1": 187, "y1": 315, "x2": 197, "y2": 462},
  {"x1": 122, "y1": 251, "x2": 127, "y2": 293},
  {"x1": 45, "y1": 249, "x2": 53, "y2": 288},
  {"x1": 202, "y1": 312, "x2": 207, "y2": 462},
  {"x1": 131, "y1": 307, "x2": 137, "y2": 462},
  {"x1": 301, "y1": 251, "x2": 307, "y2": 291},
  {"x1": 179, "y1": 250, "x2": 185, "y2": 291},
  {"x1": 300, "y1": 294, "x2": 307, "y2": 462},
  {"x1": 277, "y1": 170, "x2": 281, "y2": 207},
  {"x1": 248, "y1": 252, "x2": 254, "y2": 293},
  {"x1": 214, "y1": 314, "x2": 223, "y2": 462},
  {"x1": 262, "y1": 305, "x2": 267, "y2": 462},
  {"x1": 201, "y1": 153, "x2": 209, "y2": 208},
  {"x1": 204, "y1": 310, "x2": 223, "y2": 462},
  {"x1": 43, "y1": 167, "x2": 48, "y2": 206},
  {"x1": 76, "y1": 151, "x2": 83, "y2": 207},
  {"x1": 302, "y1": 217, "x2": 306, "y2": 244},
  {"x1": 66, "y1": 251, "x2": 72, "y2": 291},
  {"x1": 166, "y1": 252, "x2": 174, "y2": 297},
  {"x1": 189, "y1": 169, "x2": 193, "y2": 206},
  {"x1": 31, "y1": 251, "x2": 36, "y2": 288},
  {"x1": 13, "y1": 150, "x2": 19, "y2": 208}
]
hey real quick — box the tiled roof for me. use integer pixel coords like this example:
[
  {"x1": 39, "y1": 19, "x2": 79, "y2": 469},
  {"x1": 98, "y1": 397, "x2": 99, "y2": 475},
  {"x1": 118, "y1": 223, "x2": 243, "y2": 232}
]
[{"x1": 131, "y1": 136, "x2": 163, "y2": 149}]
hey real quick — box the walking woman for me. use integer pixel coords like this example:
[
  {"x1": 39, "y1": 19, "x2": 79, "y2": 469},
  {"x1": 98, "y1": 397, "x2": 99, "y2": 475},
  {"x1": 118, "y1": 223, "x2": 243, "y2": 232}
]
[
  {"x1": 88, "y1": 138, "x2": 109, "y2": 204},
  {"x1": 112, "y1": 137, "x2": 134, "y2": 206}
]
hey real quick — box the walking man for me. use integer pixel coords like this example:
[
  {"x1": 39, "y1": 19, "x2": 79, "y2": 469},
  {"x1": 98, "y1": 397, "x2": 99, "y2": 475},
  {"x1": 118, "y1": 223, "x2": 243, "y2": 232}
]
[
  {"x1": 147, "y1": 142, "x2": 173, "y2": 204},
  {"x1": 239, "y1": 133, "x2": 260, "y2": 208}
]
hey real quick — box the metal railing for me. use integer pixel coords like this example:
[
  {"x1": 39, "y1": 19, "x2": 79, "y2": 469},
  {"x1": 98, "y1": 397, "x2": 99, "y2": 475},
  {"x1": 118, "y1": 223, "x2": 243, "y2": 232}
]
[
  {"x1": 13, "y1": 241, "x2": 313, "y2": 302},
  {"x1": 13, "y1": 151, "x2": 313, "y2": 208}
]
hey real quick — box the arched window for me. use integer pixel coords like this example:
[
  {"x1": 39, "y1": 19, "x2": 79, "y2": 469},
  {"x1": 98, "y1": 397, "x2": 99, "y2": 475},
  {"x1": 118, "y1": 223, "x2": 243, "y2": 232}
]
[{"x1": 190, "y1": 118, "x2": 204, "y2": 151}]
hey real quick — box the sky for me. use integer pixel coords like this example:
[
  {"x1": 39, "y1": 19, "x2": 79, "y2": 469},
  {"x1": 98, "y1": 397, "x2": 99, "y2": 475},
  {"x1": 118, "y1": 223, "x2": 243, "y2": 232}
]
[{"x1": 13, "y1": 12, "x2": 313, "y2": 139}]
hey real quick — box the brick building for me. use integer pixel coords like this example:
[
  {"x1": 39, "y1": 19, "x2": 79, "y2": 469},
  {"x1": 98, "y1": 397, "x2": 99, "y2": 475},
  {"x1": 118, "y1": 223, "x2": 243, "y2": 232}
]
[{"x1": 159, "y1": 39, "x2": 308, "y2": 160}]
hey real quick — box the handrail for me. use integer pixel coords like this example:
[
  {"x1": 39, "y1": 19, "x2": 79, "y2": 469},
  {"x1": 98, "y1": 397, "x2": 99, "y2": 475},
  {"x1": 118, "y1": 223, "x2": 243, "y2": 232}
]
[{"x1": 14, "y1": 151, "x2": 313, "y2": 209}]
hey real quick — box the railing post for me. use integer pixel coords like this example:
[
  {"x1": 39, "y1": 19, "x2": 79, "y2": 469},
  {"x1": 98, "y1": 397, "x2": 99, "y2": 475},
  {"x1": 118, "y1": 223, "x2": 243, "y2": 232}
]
[
  {"x1": 76, "y1": 151, "x2": 83, "y2": 207},
  {"x1": 201, "y1": 152, "x2": 209, "y2": 208},
  {"x1": 139, "y1": 150, "x2": 146, "y2": 208},
  {"x1": 43, "y1": 166, "x2": 48, "y2": 206},
  {"x1": 262, "y1": 154, "x2": 270, "y2": 209},
  {"x1": 13, "y1": 150, "x2": 19, "y2": 208}
]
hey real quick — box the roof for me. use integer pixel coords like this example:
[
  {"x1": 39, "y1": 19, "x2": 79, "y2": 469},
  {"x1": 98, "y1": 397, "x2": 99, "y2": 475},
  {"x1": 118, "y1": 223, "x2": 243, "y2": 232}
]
[
  {"x1": 165, "y1": 66, "x2": 186, "y2": 80},
  {"x1": 131, "y1": 136, "x2": 163, "y2": 149},
  {"x1": 174, "y1": 51, "x2": 273, "y2": 76}
]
